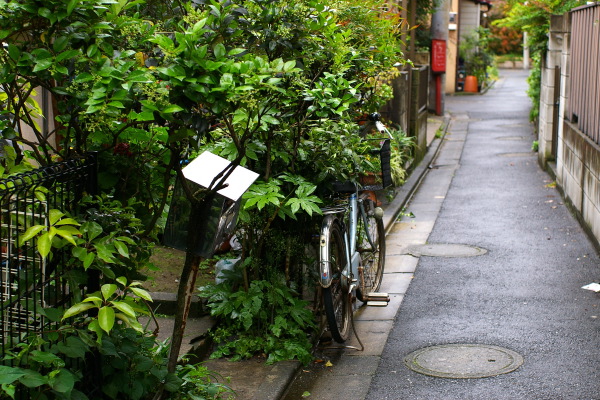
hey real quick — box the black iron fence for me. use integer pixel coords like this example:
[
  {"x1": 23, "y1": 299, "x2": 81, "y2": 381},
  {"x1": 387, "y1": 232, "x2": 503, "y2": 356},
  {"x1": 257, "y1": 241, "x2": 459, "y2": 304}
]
[{"x1": 0, "y1": 153, "x2": 97, "y2": 357}]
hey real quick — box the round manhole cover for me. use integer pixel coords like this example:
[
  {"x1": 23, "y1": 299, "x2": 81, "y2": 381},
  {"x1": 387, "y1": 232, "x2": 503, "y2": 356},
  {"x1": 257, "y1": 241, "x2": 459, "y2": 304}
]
[
  {"x1": 498, "y1": 152, "x2": 534, "y2": 157},
  {"x1": 404, "y1": 243, "x2": 487, "y2": 258},
  {"x1": 404, "y1": 344, "x2": 524, "y2": 379},
  {"x1": 496, "y1": 136, "x2": 527, "y2": 141}
]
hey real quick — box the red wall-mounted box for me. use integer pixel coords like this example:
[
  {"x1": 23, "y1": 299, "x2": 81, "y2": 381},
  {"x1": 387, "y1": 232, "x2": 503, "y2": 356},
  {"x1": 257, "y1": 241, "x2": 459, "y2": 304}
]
[{"x1": 431, "y1": 39, "x2": 446, "y2": 74}]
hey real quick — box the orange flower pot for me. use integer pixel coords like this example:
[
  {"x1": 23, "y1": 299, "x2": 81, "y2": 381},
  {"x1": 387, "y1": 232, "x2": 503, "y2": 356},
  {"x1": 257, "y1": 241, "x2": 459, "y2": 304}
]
[{"x1": 464, "y1": 75, "x2": 478, "y2": 93}]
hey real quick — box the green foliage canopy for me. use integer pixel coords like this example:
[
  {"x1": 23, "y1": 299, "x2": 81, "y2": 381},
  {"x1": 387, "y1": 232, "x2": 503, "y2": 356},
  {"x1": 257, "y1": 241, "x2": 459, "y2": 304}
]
[
  {"x1": 493, "y1": 0, "x2": 587, "y2": 121},
  {"x1": 0, "y1": 0, "x2": 409, "y2": 369}
]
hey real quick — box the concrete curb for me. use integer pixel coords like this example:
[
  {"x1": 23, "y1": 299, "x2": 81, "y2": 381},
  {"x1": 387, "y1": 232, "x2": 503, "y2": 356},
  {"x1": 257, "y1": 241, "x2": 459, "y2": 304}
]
[
  {"x1": 383, "y1": 115, "x2": 450, "y2": 234},
  {"x1": 258, "y1": 361, "x2": 303, "y2": 400}
]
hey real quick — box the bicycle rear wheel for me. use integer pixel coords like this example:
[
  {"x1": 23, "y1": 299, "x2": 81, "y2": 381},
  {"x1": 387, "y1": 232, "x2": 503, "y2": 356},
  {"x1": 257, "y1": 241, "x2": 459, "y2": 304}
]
[
  {"x1": 356, "y1": 196, "x2": 385, "y2": 302},
  {"x1": 321, "y1": 220, "x2": 351, "y2": 343}
]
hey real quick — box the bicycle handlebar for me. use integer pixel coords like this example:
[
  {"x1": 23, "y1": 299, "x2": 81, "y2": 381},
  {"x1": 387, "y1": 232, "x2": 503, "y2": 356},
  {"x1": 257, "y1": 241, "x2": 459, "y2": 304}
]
[{"x1": 368, "y1": 112, "x2": 381, "y2": 122}]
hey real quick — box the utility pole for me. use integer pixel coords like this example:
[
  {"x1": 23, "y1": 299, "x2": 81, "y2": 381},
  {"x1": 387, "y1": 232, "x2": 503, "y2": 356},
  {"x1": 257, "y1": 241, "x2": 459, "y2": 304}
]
[
  {"x1": 430, "y1": 0, "x2": 449, "y2": 115},
  {"x1": 523, "y1": 31, "x2": 530, "y2": 69}
]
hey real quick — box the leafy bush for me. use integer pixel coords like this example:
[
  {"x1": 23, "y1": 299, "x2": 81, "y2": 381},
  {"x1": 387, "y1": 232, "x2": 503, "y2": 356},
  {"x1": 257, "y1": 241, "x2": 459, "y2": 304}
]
[
  {"x1": 0, "y1": 278, "x2": 233, "y2": 400},
  {"x1": 459, "y1": 27, "x2": 495, "y2": 88},
  {"x1": 0, "y1": 0, "x2": 408, "y2": 369},
  {"x1": 200, "y1": 277, "x2": 316, "y2": 365},
  {"x1": 5, "y1": 207, "x2": 231, "y2": 399},
  {"x1": 493, "y1": 0, "x2": 588, "y2": 121}
]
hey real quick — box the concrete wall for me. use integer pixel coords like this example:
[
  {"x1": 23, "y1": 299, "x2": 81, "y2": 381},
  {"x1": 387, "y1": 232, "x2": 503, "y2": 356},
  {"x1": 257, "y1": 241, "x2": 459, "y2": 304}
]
[
  {"x1": 541, "y1": 9, "x2": 600, "y2": 246},
  {"x1": 559, "y1": 123, "x2": 600, "y2": 242},
  {"x1": 445, "y1": 0, "x2": 460, "y2": 93},
  {"x1": 446, "y1": 0, "x2": 480, "y2": 94},
  {"x1": 458, "y1": 0, "x2": 480, "y2": 42},
  {"x1": 537, "y1": 15, "x2": 566, "y2": 163}
]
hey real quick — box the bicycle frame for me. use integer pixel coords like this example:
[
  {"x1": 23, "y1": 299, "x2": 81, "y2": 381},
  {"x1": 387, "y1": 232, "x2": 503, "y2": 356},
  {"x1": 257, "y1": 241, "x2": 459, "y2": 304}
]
[
  {"x1": 319, "y1": 191, "x2": 374, "y2": 291},
  {"x1": 319, "y1": 112, "x2": 388, "y2": 291}
]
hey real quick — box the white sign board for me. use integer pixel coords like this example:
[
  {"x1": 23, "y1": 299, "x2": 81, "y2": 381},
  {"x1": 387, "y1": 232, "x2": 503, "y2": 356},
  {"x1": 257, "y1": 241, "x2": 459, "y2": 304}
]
[{"x1": 182, "y1": 151, "x2": 259, "y2": 201}]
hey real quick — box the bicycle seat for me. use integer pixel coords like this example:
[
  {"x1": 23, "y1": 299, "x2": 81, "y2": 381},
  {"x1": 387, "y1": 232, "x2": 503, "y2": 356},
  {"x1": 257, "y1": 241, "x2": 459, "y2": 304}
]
[{"x1": 331, "y1": 180, "x2": 358, "y2": 193}]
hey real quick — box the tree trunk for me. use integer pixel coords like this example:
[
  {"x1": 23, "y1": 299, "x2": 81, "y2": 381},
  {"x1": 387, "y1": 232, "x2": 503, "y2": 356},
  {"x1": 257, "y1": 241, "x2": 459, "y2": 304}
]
[{"x1": 166, "y1": 192, "x2": 215, "y2": 372}]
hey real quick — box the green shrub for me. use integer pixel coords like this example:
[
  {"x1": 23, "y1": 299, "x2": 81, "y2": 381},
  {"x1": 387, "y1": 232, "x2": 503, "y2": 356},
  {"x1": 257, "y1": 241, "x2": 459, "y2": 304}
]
[{"x1": 200, "y1": 277, "x2": 316, "y2": 365}]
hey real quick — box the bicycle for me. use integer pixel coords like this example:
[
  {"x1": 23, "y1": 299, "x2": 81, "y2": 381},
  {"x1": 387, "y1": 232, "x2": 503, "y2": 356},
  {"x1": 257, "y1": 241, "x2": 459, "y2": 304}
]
[{"x1": 318, "y1": 113, "x2": 391, "y2": 343}]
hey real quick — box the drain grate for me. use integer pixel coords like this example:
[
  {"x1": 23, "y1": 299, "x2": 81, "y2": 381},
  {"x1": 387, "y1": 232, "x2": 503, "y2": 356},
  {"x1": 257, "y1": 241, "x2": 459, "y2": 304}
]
[
  {"x1": 404, "y1": 243, "x2": 487, "y2": 258},
  {"x1": 404, "y1": 344, "x2": 524, "y2": 379}
]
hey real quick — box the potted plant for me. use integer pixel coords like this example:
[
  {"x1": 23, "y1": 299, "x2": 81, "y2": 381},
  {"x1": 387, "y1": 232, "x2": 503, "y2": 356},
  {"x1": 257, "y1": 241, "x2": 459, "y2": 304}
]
[{"x1": 459, "y1": 27, "x2": 495, "y2": 91}]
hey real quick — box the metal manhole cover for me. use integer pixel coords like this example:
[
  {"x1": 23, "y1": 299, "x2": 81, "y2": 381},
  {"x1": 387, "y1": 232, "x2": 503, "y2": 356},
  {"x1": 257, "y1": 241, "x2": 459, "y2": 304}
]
[
  {"x1": 404, "y1": 243, "x2": 487, "y2": 258},
  {"x1": 404, "y1": 344, "x2": 524, "y2": 379},
  {"x1": 498, "y1": 152, "x2": 534, "y2": 157},
  {"x1": 499, "y1": 124, "x2": 530, "y2": 129},
  {"x1": 496, "y1": 136, "x2": 527, "y2": 141}
]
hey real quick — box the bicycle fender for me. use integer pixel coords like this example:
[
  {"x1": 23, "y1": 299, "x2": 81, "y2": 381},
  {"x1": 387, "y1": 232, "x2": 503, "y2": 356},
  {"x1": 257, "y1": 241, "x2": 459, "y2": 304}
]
[{"x1": 318, "y1": 215, "x2": 339, "y2": 288}]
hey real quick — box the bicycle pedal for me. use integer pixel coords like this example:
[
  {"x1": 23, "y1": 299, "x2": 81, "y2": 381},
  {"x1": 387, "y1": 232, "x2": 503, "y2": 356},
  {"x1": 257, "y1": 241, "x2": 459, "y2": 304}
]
[{"x1": 365, "y1": 292, "x2": 390, "y2": 305}]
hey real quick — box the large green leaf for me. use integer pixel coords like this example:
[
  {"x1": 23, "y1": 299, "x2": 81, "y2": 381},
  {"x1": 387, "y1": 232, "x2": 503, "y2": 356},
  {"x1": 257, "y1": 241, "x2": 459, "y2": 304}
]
[
  {"x1": 98, "y1": 306, "x2": 115, "y2": 333},
  {"x1": 95, "y1": 243, "x2": 116, "y2": 263},
  {"x1": 37, "y1": 232, "x2": 52, "y2": 258},
  {"x1": 49, "y1": 369, "x2": 76, "y2": 393},
  {"x1": 213, "y1": 43, "x2": 226, "y2": 59},
  {"x1": 48, "y1": 209, "x2": 65, "y2": 225},
  {"x1": 74, "y1": 72, "x2": 95, "y2": 83},
  {"x1": 127, "y1": 70, "x2": 153, "y2": 83},
  {"x1": 33, "y1": 58, "x2": 53, "y2": 72},
  {"x1": 29, "y1": 350, "x2": 63, "y2": 366},
  {"x1": 86, "y1": 44, "x2": 98, "y2": 58},
  {"x1": 62, "y1": 302, "x2": 96, "y2": 320},
  {"x1": 53, "y1": 226, "x2": 81, "y2": 245},
  {"x1": 111, "y1": 301, "x2": 135, "y2": 318},
  {"x1": 19, "y1": 370, "x2": 47, "y2": 388},
  {"x1": 56, "y1": 49, "x2": 80, "y2": 62},
  {"x1": 113, "y1": 240, "x2": 129, "y2": 258},
  {"x1": 18, "y1": 225, "x2": 45, "y2": 244},
  {"x1": 149, "y1": 35, "x2": 175, "y2": 52},
  {"x1": 0, "y1": 366, "x2": 25, "y2": 384},
  {"x1": 130, "y1": 287, "x2": 152, "y2": 302},
  {"x1": 82, "y1": 221, "x2": 103, "y2": 241},
  {"x1": 83, "y1": 252, "x2": 96, "y2": 269},
  {"x1": 161, "y1": 104, "x2": 184, "y2": 114},
  {"x1": 54, "y1": 336, "x2": 89, "y2": 359},
  {"x1": 101, "y1": 284, "x2": 117, "y2": 300},
  {"x1": 7, "y1": 44, "x2": 20, "y2": 61}
]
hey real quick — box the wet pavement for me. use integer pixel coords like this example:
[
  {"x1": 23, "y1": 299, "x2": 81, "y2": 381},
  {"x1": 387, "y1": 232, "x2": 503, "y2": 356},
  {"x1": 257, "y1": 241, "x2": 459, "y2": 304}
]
[{"x1": 282, "y1": 69, "x2": 600, "y2": 399}]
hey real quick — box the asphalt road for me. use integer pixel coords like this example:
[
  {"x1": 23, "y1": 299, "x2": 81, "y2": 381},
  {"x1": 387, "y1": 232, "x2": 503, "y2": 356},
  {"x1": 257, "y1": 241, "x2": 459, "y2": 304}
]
[{"x1": 368, "y1": 69, "x2": 600, "y2": 399}]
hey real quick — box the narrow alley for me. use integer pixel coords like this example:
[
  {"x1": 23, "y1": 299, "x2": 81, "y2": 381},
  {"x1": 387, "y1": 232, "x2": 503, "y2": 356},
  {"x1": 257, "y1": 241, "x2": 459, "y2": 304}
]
[{"x1": 283, "y1": 69, "x2": 600, "y2": 400}]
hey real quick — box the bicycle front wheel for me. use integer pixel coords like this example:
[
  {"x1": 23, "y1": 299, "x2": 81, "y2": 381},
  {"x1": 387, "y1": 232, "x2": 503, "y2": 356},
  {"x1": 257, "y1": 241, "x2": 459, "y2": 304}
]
[
  {"x1": 321, "y1": 219, "x2": 351, "y2": 343},
  {"x1": 356, "y1": 196, "x2": 385, "y2": 302}
]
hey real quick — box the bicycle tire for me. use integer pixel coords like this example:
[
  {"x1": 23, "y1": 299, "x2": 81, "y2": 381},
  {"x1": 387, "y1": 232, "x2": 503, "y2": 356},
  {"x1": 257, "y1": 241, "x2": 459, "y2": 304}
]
[
  {"x1": 321, "y1": 220, "x2": 351, "y2": 343},
  {"x1": 356, "y1": 197, "x2": 385, "y2": 302}
]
